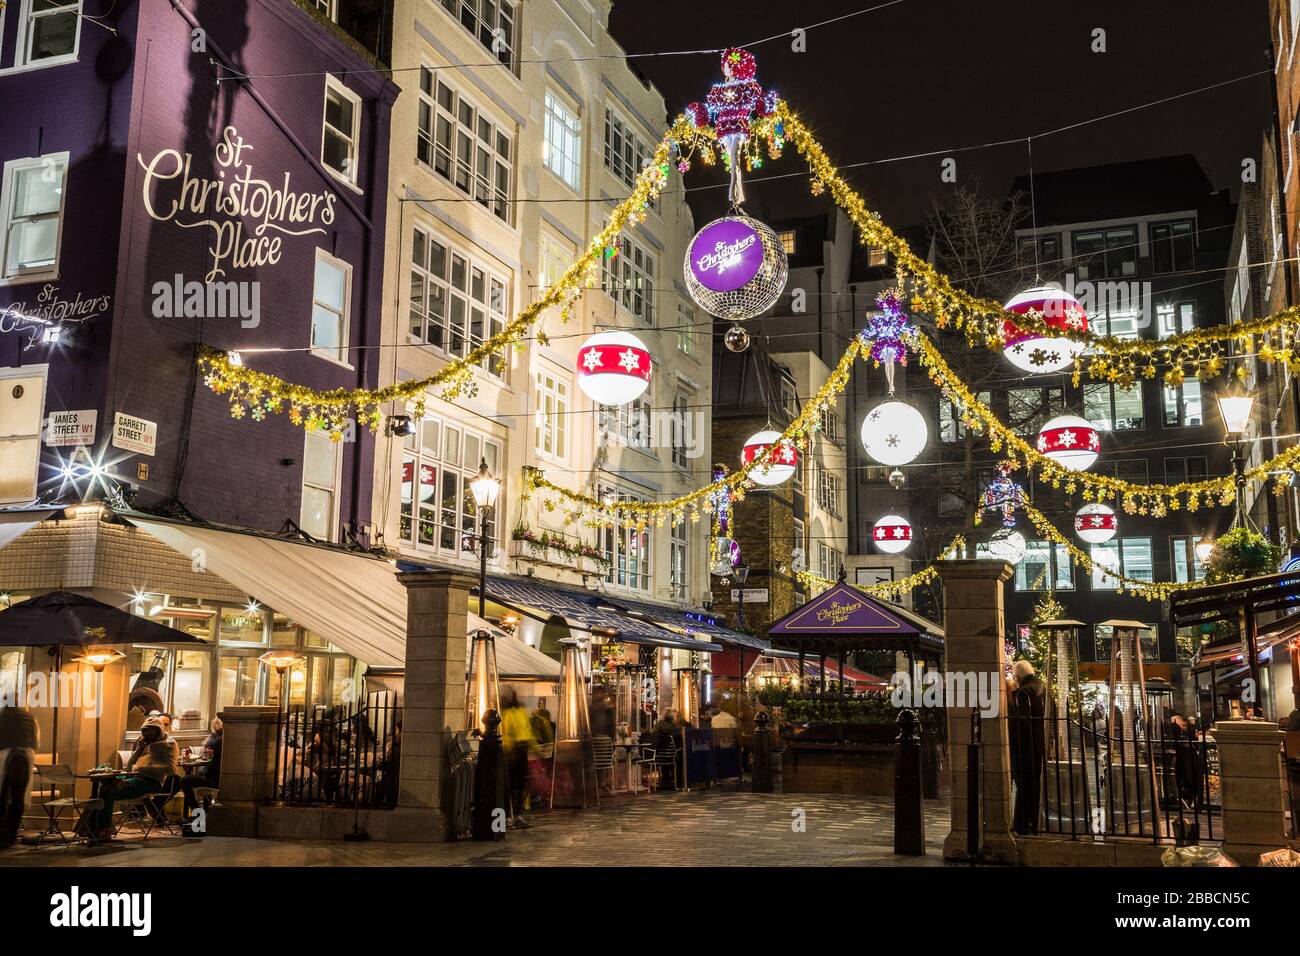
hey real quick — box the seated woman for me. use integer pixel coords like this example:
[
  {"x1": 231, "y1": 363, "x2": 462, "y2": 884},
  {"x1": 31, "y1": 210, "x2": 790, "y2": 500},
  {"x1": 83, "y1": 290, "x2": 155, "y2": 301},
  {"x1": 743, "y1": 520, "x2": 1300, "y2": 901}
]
[
  {"x1": 93, "y1": 718, "x2": 179, "y2": 841},
  {"x1": 179, "y1": 718, "x2": 223, "y2": 837}
]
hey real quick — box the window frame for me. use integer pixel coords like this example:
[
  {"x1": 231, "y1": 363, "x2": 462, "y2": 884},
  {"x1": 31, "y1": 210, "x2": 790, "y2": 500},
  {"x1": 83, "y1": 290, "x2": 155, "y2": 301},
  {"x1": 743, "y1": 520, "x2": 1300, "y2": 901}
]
[
  {"x1": 417, "y1": 72, "x2": 515, "y2": 225},
  {"x1": 1090, "y1": 536, "x2": 1153, "y2": 591},
  {"x1": 398, "y1": 414, "x2": 502, "y2": 558},
  {"x1": 9, "y1": 0, "x2": 82, "y2": 73},
  {"x1": 601, "y1": 487, "x2": 652, "y2": 592},
  {"x1": 300, "y1": 428, "x2": 342, "y2": 542},
  {"x1": 0, "y1": 151, "x2": 70, "y2": 284},
  {"x1": 1083, "y1": 380, "x2": 1145, "y2": 432},
  {"x1": 602, "y1": 105, "x2": 658, "y2": 212},
  {"x1": 310, "y1": 247, "x2": 352, "y2": 366},
  {"x1": 321, "y1": 74, "x2": 362, "y2": 189},
  {"x1": 1162, "y1": 380, "x2": 1204, "y2": 428},
  {"x1": 1013, "y1": 539, "x2": 1074, "y2": 592},
  {"x1": 1071, "y1": 225, "x2": 1138, "y2": 280},
  {"x1": 533, "y1": 366, "x2": 570, "y2": 463},
  {"x1": 306, "y1": 0, "x2": 338, "y2": 21},
  {"x1": 543, "y1": 85, "x2": 582, "y2": 192},
  {"x1": 1148, "y1": 219, "x2": 1196, "y2": 275},
  {"x1": 436, "y1": 0, "x2": 520, "y2": 75},
  {"x1": 601, "y1": 233, "x2": 656, "y2": 325},
  {"x1": 0, "y1": 363, "x2": 48, "y2": 505}
]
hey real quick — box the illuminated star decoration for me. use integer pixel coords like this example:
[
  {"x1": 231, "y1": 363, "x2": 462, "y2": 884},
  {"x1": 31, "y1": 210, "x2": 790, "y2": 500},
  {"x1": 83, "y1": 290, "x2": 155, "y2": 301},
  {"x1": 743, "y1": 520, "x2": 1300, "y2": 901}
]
[
  {"x1": 980, "y1": 463, "x2": 1027, "y2": 528},
  {"x1": 582, "y1": 348, "x2": 603, "y2": 371}
]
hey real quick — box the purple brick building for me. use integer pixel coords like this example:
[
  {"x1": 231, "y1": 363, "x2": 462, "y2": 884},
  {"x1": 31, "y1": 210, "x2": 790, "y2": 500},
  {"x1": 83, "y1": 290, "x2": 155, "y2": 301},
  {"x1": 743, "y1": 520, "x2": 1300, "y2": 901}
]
[{"x1": 0, "y1": 0, "x2": 396, "y2": 540}]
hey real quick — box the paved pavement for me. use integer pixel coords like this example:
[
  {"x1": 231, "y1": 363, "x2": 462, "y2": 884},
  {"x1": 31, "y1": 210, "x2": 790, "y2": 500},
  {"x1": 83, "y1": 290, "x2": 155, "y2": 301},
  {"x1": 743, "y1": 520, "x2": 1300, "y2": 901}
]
[{"x1": 2, "y1": 790, "x2": 949, "y2": 867}]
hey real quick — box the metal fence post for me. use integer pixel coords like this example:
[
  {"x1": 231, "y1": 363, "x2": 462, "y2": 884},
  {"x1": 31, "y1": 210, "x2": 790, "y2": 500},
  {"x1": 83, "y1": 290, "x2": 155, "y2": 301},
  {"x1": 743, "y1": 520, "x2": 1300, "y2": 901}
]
[
  {"x1": 894, "y1": 709, "x2": 925, "y2": 855},
  {"x1": 751, "y1": 711, "x2": 773, "y2": 793}
]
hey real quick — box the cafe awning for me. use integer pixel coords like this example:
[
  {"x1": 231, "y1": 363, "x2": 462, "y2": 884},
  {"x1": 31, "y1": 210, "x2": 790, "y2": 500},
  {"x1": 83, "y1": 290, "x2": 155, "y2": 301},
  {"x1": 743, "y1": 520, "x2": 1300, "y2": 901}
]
[
  {"x1": 589, "y1": 593, "x2": 769, "y2": 651},
  {"x1": 484, "y1": 575, "x2": 722, "y2": 652},
  {"x1": 127, "y1": 514, "x2": 407, "y2": 667},
  {"x1": 0, "y1": 507, "x2": 59, "y2": 551}
]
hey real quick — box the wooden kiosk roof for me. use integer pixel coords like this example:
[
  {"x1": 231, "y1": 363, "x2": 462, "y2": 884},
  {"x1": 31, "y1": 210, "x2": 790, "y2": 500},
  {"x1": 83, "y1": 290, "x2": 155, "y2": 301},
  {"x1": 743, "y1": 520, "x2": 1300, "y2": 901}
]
[{"x1": 766, "y1": 581, "x2": 944, "y2": 655}]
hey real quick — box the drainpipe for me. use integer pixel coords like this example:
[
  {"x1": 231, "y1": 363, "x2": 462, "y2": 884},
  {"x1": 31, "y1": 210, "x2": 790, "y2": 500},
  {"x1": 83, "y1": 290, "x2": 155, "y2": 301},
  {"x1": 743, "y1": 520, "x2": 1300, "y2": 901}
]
[{"x1": 816, "y1": 266, "x2": 825, "y2": 364}]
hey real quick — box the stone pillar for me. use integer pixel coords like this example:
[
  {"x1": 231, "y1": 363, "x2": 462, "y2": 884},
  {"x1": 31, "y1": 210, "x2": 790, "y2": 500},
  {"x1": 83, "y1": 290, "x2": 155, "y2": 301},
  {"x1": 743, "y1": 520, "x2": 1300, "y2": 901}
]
[
  {"x1": 208, "y1": 705, "x2": 278, "y2": 837},
  {"x1": 938, "y1": 559, "x2": 1016, "y2": 863},
  {"x1": 1213, "y1": 719, "x2": 1289, "y2": 865},
  {"x1": 389, "y1": 569, "x2": 474, "y2": 841}
]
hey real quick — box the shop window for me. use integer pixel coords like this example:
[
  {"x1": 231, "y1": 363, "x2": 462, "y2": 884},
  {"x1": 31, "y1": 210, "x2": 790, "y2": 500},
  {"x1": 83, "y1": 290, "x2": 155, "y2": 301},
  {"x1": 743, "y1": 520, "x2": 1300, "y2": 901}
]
[
  {"x1": 1162, "y1": 380, "x2": 1203, "y2": 426},
  {"x1": 1, "y1": 152, "x2": 69, "y2": 282},
  {"x1": 322, "y1": 75, "x2": 361, "y2": 186}
]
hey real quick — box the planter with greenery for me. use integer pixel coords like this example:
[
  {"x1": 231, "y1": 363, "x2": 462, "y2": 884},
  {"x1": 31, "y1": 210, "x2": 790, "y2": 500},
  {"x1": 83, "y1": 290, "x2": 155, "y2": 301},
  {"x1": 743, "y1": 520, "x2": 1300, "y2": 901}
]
[{"x1": 1202, "y1": 527, "x2": 1282, "y2": 585}]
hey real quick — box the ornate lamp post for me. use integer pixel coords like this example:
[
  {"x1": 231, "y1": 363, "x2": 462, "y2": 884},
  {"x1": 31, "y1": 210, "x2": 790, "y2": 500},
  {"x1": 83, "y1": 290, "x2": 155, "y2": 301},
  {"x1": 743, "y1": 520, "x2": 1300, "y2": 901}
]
[{"x1": 1216, "y1": 384, "x2": 1256, "y2": 530}]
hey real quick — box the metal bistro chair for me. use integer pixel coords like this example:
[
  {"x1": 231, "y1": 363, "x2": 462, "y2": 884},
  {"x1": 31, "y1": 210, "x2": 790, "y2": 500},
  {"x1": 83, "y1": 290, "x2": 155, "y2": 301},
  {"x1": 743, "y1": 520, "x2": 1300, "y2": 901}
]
[
  {"x1": 652, "y1": 737, "x2": 682, "y2": 792},
  {"x1": 591, "y1": 736, "x2": 616, "y2": 793},
  {"x1": 30, "y1": 765, "x2": 102, "y2": 849},
  {"x1": 115, "y1": 776, "x2": 181, "y2": 845}
]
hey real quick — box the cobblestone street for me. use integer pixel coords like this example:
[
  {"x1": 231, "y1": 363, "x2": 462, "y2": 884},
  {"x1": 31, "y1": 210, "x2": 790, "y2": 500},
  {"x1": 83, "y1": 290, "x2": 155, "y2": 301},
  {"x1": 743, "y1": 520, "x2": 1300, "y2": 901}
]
[{"x1": 2, "y1": 791, "x2": 949, "y2": 867}]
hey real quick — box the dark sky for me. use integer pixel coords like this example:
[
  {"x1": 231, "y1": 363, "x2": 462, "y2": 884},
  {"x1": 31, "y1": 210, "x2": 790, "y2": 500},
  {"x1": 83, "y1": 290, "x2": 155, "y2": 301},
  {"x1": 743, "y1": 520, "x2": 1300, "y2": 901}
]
[{"x1": 609, "y1": 0, "x2": 1274, "y2": 228}]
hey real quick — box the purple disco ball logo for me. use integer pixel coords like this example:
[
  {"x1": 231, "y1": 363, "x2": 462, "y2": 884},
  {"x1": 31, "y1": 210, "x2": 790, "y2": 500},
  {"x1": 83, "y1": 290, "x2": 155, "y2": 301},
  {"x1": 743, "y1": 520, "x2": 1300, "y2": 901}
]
[{"x1": 689, "y1": 218, "x2": 763, "y2": 293}]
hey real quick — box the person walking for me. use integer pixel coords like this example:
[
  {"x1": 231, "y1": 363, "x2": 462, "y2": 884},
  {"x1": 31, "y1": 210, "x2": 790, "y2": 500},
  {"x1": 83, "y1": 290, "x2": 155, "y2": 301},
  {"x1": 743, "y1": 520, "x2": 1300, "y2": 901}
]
[
  {"x1": 499, "y1": 688, "x2": 535, "y2": 828},
  {"x1": 0, "y1": 705, "x2": 39, "y2": 850}
]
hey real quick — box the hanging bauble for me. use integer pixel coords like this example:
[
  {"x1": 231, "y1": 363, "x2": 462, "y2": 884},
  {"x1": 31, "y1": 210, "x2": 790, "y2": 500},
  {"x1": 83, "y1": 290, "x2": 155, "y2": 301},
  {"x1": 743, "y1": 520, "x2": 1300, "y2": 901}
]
[
  {"x1": 683, "y1": 215, "x2": 788, "y2": 320},
  {"x1": 987, "y1": 528, "x2": 1027, "y2": 564},
  {"x1": 1036, "y1": 414, "x2": 1099, "y2": 472},
  {"x1": 861, "y1": 400, "x2": 928, "y2": 466},
  {"x1": 724, "y1": 323, "x2": 751, "y2": 352},
  {"x1": 872, "y1": 514, "x2": 912, "y2": 554},
  {"x1": 576, "y1": 329, "x2": 652, "y2": 405},
  {"x1": 1074, "y1": 502, "x2": 1118, "y2": 544},
  {"x1": 741, "y1": 429, "x2": 798, "y2": 486},
  {"x1": 1002, "y1": 284, "x2": 1089, "y2": 374}
]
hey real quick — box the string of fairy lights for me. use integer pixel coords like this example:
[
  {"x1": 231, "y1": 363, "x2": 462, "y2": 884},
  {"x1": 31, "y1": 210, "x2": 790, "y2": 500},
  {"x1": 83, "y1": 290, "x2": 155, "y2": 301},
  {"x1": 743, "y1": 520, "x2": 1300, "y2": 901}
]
[{"x1": 198, "y1": 50, "x2": 1292, "y2": 604}]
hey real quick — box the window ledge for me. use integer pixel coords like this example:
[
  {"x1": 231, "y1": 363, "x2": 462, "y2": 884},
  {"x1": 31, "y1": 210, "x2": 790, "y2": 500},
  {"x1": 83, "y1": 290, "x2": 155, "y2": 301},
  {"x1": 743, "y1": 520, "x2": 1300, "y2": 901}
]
[
  {"x1": 325, "y1": 167, "x2": 365, "y2": 196},
  {"x1": 0, "y1": 55, "x2": 80, "y2": 78},
  {"x1": 310, "y1": 349, "x2": 355, "y2": 370},
  {"x1": 0, "y1": 269, "x2": 60, "y2": 288}
]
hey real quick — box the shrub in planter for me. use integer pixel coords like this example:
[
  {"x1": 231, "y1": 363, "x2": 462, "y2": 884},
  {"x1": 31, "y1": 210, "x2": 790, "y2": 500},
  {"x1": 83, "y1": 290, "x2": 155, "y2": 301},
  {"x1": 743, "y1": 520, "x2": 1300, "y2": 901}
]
[{"x1": 1203, "y1": 527, "x2": 1281, "y2": 585}]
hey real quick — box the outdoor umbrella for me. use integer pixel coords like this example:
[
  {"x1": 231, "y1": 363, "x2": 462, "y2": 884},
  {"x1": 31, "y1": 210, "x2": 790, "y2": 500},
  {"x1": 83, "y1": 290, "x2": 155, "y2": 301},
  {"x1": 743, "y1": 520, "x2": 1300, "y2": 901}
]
[{"x1": 0, "y1": 591, "x2": 206, "y2": 763}]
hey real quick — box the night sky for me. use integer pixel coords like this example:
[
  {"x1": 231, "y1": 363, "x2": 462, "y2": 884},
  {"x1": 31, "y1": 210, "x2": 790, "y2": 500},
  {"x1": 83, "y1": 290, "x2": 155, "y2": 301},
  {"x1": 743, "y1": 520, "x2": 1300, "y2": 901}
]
[{"x1": 609, "y1": 0, "x2": 1274, "y2": 228}]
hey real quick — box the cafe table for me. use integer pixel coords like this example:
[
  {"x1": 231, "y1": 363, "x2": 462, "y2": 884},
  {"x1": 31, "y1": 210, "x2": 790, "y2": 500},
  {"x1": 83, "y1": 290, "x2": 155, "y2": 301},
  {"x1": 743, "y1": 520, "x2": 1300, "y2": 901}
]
[
  {"x1": 73, "y1": 769, "x2": 140, "y2": 843},
  {"x1": 613, "y1": 742, "x2": 646, "y2": 794}
]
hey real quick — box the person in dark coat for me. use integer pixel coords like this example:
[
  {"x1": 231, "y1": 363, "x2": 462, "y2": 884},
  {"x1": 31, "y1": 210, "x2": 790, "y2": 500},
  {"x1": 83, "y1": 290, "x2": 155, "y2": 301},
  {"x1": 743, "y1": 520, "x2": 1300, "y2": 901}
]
[
  {"x1": 0, "y1": 705, "x2": 39, "y2": 849},
  {"x1": 1169, "y1": 713, "x2": 1201, "y2": 810},
  {"x1": 1007, "y1": 660, "x2": 1046, "y2": 834}
]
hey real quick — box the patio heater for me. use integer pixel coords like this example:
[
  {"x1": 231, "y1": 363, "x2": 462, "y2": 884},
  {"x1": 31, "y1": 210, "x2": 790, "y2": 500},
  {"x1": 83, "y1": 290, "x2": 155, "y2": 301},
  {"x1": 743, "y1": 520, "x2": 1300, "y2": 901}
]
[
  {"x1": 672, "y1": 649, "x2": 702, "y2": 727},
  {"x1": 465, "y1": 629, "x2": 500, "y2": 737},
  {"x1": 1036, "y1": 620, "x2": 1088, "y2": 833},
  {"x1": 614, "y1": 661, "x2": 648, "y2": 736},
  {"x1": 71, "y1": 647, "x2": 124, "y2": 767},
  {"x1": 1102, "y1": 620, "x2": 1160, "y2": 832},
  {"x1": 260, "y1": 649, "x2": 305, "y2": 798},
  {"x1": 551, "y1": 638, "x2": 598, "y2": 809}
]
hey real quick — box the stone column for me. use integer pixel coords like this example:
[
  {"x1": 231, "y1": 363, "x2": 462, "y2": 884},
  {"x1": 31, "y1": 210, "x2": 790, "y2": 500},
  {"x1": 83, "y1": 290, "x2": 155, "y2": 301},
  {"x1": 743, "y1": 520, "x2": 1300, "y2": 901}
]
[
  {"x1": 938, "y1": 559, "x2": 1016, "y2": 863},
  {"x1": 1213, "y1": 719, "x2": 1289, "y2": 865},
  {"x1": 389, "y1": 569, "x2": 474, "y2": 841},
  {"x1": 208, "y1": 705, "x2": 278, "y2": 837}
]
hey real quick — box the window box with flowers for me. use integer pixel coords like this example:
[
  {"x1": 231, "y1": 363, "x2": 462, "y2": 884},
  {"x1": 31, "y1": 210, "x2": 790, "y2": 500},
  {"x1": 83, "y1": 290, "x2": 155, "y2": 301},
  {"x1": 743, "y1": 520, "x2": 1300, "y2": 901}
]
[{"x1": 511, "y1": 528, "x2": 610, "y2": 572}]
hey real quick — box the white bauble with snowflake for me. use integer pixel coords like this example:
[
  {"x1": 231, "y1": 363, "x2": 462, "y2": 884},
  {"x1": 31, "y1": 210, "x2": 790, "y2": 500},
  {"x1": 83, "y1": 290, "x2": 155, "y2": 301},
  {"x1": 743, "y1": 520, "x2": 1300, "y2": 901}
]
[
  {"x1": 741, "y1": 429, "x2": 798, "y2": 486},
  {"x1": 1074, "y1": 502, "x2": 1117, "y2": 544},
  {"x1": 575, "y1": 330, "x2": 652, "y2": 405},
  {"x1": 872, "y1": 514, "x2": 913, "y2": 554},
  {"x1": 861, "y1": 400, "x2": 928, "y2": 466},
  {"x1": 1036, "y1": 414, "x2": 1099, "y2": 472}
]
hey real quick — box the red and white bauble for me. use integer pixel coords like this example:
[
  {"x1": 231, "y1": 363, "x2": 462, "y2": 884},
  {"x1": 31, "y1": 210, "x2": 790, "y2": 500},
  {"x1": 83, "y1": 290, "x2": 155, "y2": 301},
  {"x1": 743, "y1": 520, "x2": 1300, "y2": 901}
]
[
  {"x1": 741, "y1": 429, "x2": 798, "y2": 486},
  {"x1": 1036, "y1": 414, "x2": 1099, "y2": 472},
  {"x1": 1074, "y1": 503, "x2": 1117, "y2": 544},
  {"x1": 576, "y1": 330, "x2": 652, "y2": 405},
  {"x1": 1002, "y1": 285, "x2": 1089, "y2": 374},
  {"x1": 872, "y1": 514, "x2": 912, "y2": 554}
]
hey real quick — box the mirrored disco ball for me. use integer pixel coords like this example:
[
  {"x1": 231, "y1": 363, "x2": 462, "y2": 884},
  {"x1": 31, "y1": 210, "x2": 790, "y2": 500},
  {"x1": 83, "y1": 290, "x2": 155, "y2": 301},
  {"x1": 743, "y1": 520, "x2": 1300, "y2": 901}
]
[{"x1": 683, "y1": 215, "x2": 789, "y2": 320}]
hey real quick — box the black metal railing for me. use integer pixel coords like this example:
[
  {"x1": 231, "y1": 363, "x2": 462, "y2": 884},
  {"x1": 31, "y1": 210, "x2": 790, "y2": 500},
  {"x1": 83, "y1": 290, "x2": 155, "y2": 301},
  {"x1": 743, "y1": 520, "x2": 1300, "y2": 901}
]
[
  {"x1": 1007, "y1": 703, "x2": 1219, "y2": 844},
  {"x1": 274, "y1": 694, "x2": 401, "y2": 809}
]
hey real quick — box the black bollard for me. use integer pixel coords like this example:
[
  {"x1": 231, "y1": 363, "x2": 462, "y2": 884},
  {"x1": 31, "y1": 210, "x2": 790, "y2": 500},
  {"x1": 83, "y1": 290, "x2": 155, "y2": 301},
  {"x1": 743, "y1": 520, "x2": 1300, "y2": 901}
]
[
  {"x1": 893, "y1": 709, "x2": 925, "y2": 855},
  {"x1": 966, "y1": 709, "x2": 982, "y2": 861},
  {"x1": 751, "y1": 711, "x2": 773, "y2": 793},
  {"x1": 472, "y1": 710, "x2": 507, "y2": 842}
]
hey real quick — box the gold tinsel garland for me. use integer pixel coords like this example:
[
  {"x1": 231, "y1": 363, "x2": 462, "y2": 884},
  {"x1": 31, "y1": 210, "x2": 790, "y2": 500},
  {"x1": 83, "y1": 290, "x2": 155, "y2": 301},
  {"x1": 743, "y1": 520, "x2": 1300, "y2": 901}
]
[
  {"x1": 197, "y1": 115, "x2": 699, "y2": 440},
  {"x1": 776, "y1": 102, "x2": 1300, "y2": 385},
  {"x1": 914, "y1": 330, "x2": 1300, "y2": 512}
]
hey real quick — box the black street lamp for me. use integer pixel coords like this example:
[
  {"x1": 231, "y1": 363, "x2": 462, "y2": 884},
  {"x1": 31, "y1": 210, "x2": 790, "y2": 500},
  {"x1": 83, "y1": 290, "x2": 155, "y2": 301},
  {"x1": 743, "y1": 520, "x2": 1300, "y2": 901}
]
[
  {"x1": 1216, "y1": 384, "x2": 1256, "y2": 530},
  {"x1": 468, "y1": 458, "x2": 502, "y2": 620}
]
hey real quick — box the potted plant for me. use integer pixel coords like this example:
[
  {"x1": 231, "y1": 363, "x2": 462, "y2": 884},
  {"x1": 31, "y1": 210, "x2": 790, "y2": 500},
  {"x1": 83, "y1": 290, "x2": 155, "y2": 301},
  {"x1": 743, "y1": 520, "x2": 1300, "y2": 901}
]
[{"x1": 1203, "y1": 527, "x2": 1281, "y2": 585}]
